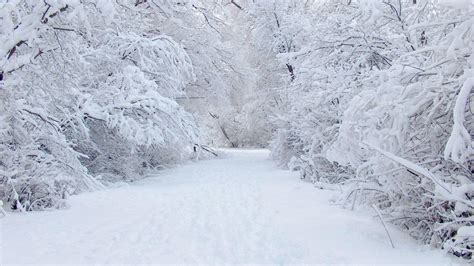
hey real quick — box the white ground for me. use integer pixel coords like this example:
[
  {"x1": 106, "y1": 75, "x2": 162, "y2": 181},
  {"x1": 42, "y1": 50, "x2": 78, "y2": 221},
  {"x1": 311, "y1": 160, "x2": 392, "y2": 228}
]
[{"x1": 1, "y1": 149, "x2": 461, "y2": 264}]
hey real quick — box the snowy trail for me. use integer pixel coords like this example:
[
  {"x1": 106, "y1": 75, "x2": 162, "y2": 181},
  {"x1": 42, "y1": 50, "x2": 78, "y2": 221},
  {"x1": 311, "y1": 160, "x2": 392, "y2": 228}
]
[{"x1": 1, "y1": 149, "x2": 459, "y2": 264}]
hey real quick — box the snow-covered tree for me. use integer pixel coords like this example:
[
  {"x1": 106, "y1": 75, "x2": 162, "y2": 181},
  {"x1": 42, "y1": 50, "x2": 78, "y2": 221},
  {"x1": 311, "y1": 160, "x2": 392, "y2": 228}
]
[
  {"x1": 0, "y1": 0, "x2": 206, "y2": 210},
  {"x1": 245, "y1": 0, "x2": 473, "y2": 260}
]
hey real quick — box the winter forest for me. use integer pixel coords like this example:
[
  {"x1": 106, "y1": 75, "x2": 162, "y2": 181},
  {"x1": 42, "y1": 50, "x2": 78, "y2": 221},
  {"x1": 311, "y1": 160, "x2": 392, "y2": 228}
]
[{"x1": 0, "y1": 0, "x2": 473, "y2": 264}]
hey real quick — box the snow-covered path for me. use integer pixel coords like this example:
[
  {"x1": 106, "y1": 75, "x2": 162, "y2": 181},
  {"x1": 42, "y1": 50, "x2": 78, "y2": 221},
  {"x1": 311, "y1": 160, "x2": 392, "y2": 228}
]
[{"x1": 1, "y1": 149, "x2": 459, "y2": 264}]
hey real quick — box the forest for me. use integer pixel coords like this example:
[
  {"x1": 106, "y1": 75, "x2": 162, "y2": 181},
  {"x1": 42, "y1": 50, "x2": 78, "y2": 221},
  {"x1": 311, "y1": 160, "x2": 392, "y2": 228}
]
[{"x1": 0, "y1": 0, "x2": 473, "y2": 263}]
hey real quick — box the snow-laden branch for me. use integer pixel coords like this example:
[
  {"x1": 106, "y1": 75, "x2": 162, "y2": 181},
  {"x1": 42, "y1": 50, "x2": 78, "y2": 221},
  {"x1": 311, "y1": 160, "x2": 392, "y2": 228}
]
[{"x1": 444, "y1": 74, "x2": 474, "y2": 164}]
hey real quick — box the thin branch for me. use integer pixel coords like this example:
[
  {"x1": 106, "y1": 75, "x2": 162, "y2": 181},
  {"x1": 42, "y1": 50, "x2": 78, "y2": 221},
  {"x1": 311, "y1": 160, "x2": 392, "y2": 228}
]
[{"x1": 373, "y1": 204, "x2": 396, "y2": 248}]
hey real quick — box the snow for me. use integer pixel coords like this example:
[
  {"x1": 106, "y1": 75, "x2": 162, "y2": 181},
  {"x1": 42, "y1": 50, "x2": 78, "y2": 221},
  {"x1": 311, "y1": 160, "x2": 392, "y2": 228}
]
[
  {"x1": 439, "y1": 0, "x2": 473, "y2": 8},
  {"x1": 0, "y1": 149, "x2": 460, "y2": 264}
]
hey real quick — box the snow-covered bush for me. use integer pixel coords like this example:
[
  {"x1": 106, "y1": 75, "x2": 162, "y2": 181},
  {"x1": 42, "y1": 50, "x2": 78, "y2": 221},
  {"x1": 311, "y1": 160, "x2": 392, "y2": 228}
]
[
  {"x1": 327, "y1": 1, "x2": 473, "y2": 258},
  {"x1": 0, "y1": 1, "x2": 103, "y2": 210},
  {"x1": 246, "y1": 0, "x2": 473, "y2": 260},
  {"x1": 0, "y1": 0, "x2": 202, "y2": 211}
]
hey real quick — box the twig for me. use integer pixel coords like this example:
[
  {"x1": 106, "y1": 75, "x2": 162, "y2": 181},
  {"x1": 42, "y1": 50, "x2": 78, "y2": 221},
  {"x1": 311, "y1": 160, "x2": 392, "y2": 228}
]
[
  {"x1": 372, "y1": 204, "x2": 395, "y2": 248},
  {"x1": 230, "y1": 0, "x2": 243, "y2": 10}
]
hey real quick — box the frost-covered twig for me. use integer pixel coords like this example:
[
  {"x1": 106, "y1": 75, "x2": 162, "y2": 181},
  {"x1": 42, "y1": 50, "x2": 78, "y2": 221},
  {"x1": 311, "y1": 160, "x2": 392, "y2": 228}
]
[
  {"x1": 372, "y1": 204, "x2": 395, "y2": 249},
  {"x1": 363, "y1": 142, "x2": 474, "y2": 209},
  {"x1": 363, "y1": 142, "x2": 451, "y2": 194}
]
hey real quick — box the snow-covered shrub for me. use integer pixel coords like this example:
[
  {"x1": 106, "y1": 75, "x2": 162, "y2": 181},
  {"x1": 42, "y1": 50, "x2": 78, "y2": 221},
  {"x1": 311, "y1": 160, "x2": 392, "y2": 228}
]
[
  {"x1": 247, "y1": 0, "x2": 473, "y2": 260},
  {"x1": 325, "y1": 1, "x2": 473, "y2": 258},
  {"x1": 0, "y1": 87, "x2": 101, "y2": 211},
  {"x1": 264, "y1": 0, "x2": 391, "y2": 183},
  {"x1": 0, "y1": 0, "x2": 201, "y2": 211}
]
